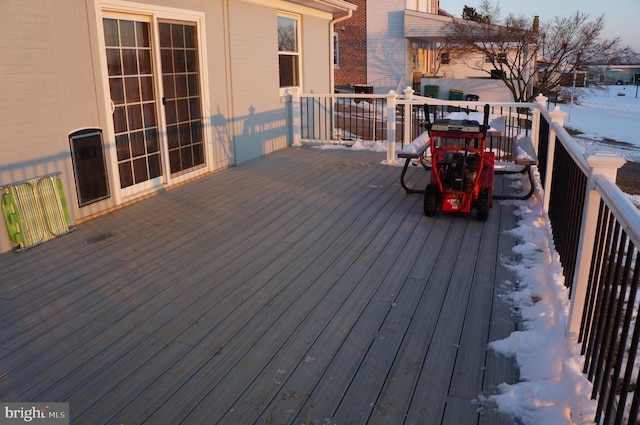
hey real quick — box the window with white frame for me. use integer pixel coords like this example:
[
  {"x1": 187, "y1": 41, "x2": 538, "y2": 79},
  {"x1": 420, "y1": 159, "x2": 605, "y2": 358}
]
[{"x1": 278, "y1": 13, "x2": 300, "y2": 88}]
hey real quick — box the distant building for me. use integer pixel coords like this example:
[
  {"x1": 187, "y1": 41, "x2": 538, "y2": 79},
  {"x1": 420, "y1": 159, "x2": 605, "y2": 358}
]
[
  {"x1": 588, "y1": 65, "x2": 640, "y2": 85},
  {"x1": 333, "y1": 0, "x2": 530, "y2": 101}
]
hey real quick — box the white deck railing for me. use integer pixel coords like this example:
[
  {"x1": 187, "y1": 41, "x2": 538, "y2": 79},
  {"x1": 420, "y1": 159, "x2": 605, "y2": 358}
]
[{"x1": 290, "y1": 87, "x2": 640, "y2": 423}]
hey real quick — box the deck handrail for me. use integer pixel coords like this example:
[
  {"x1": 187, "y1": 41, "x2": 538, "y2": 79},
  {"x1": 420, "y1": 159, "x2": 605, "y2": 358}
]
[{"x1": 292, "y1": 88, "x2": 640, "y2": 423}]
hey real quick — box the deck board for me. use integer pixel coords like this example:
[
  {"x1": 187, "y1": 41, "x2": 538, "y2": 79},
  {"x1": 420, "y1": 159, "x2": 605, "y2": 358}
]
[{"x1": 0, "y1": 146, "x2": 524, "y2": 425}]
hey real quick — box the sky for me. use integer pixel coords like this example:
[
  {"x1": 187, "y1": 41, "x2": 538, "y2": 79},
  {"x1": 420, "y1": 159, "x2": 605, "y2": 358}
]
[{"x1": 440, "y1": 0, "x2": 640, "y2": 53}]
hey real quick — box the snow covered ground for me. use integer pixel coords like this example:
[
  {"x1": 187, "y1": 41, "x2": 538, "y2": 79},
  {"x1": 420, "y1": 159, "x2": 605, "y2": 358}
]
[
  {"x1": 558, "y1": 86, "x2": 640, "y2": 207},
  {"x1": 560, "y1": 85, "x2": 640, "y2": 157}
]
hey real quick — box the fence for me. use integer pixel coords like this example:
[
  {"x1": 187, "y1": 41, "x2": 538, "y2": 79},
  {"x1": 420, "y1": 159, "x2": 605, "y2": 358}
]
[
  {"x1": 294, "y1": 88, "x2": 640, "y2": 424},
  {"x1": 297, "y1": 88, "x2": 534, "y2": 160}
]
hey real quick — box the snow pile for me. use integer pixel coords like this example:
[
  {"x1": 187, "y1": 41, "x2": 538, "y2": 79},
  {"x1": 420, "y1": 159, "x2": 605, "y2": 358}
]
[{"x1": 486, "y1": 173, "x2": 597, "y2": 424}]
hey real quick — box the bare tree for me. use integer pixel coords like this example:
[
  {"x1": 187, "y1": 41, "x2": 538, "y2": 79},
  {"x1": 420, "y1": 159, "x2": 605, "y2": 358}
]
[{"x1": 443, "y1": 6, "x2": 637, "y2": 102}]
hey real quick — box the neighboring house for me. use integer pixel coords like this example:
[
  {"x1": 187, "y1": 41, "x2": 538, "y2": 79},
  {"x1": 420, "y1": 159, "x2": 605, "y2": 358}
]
[
  {"x1": 0, "y1": 0, "x2": 356, "y2": 253},
  {"x1": 334, "y1": 0, "x2": 444, "y2": 92},
  {"x1": 333, "y1": 0, "x2": 519, "y2": 100},
  {"x1": 588, "y1": 65, "x2": 640, "y2": 85}
]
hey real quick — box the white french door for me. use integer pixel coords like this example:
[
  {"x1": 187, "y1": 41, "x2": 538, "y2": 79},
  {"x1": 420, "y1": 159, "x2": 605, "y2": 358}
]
[{"x1": 102, "y1": 11, "x2": 205, "y2": 199}]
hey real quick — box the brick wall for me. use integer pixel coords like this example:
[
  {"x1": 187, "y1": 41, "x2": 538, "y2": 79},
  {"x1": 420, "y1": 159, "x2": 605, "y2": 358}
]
[{"x1": 334, "y1": 0, "x2": 366, "y2": 88}]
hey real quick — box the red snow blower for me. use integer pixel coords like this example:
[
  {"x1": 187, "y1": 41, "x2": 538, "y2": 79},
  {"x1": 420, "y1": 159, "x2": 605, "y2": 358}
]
[{"x1": 423, "y1": 104, "x2": 495, "y2": 221}]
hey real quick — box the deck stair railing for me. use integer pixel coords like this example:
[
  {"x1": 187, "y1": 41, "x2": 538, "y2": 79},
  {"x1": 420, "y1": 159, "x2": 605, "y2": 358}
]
[{"x1": 292, "y1": 88, "x2": 640, "y2": 424}]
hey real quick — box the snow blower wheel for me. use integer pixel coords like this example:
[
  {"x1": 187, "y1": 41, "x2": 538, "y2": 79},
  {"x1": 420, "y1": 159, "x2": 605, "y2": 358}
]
[
  {"x1": 424, "y1": 184, "x2": 438, "y2": 217},
  {"x1": 477, "y1": 187, "x2": 490, "y2": 222}
]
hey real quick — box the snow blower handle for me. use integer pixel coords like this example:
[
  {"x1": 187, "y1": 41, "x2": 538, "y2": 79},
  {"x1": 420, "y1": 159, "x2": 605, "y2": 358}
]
[
  {"x1": 420, "y1": 103, "x2": 433, "y2": 132},
  {"x1": 482, "y1": 103, "x2": 490, "y2": 132}
]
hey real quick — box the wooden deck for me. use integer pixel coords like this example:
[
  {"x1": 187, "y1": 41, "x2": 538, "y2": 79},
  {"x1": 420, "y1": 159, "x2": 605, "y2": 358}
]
[{"x1": 0, "y1": 147, "x2": 522, "y2": 425}]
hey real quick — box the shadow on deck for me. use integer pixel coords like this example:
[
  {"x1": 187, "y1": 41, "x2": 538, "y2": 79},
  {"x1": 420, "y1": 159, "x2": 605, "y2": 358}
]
[{"x1": 0, "y1": 147, "x2": 523, "y2": 425}]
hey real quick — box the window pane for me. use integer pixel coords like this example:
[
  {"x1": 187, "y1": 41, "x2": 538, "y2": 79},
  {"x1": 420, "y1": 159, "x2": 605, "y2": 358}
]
[
  {"x1": 143, "y1": 102, "x2": 156, "y2": 127},
  {"x1": 278, "y1": 16, "x2": 297, "y2": 52},
  {"x1": 172, "y1": 24, "x2": 184, "y2": 48},
  {"x1": 184, "y1": 25, "x2": 196, "y2": 49},
  {"x1": 106, "y1": 49, "x2": 122, "y2": 75},
  {"x1": 113, "y1": 106, "x2": 127, "y2": 133},
  {"x1": 175, "y1": 74, "x2": 187, "y2": 97},
  {"x1": 135, "y1": 21, "x2": 150, "y2": 47},
  {"x1": 125, "y1": 77, "x2": 141, "y2": 102},
  {"x1": 148, "y1": 153, "x2": 162, "y2": 178},
  {"x1": 165, "y1": 100, "x2": 177, "y2": 124},
  {"x1": 188, "y1": 74, "x2": 199, "y2": 96},
  {"x1": 279, "y1": 54, "x2": 299, "y2": 87},
  {"x1": 122, "y1": 49, "x2": 138, "y2": 75},
  {"x1": 181, "y1": 146, "x2": 193, "y2": 169},
  {"x1": 159, "y1": 23, "x2": 172, "y2": 48},
  {"x1": 189, "y1": 98, "x2": 200, "y2": 119},
  {"x1": 173, "y1": 50, "x2": 186, "y2": 73},
  {"x1": 167, "y1": 125, "x2": 179, "y2": 149},
  {"x1": 119, "y1": 20, "x2": 135, "y2": 47},
  {"x1": 145, "y1": 128, "x2": 159, "y2": 153},
  {"x1": 191, "y1": 120, "x2": 202, "y2": 143},
  {"x1": 163, "y1": 74, "x2": 175, "y2": 99},
  {"x1": 109, "y1": 77, "x2": 124, "y2": 104},
  {"x1": 103, "y1": 19, "x2": 119, "y2": 46},
  {"x1": 179, "y1": 123, "x2": 191, "y2": 146},
  {"x1": 177, "y1": 99, "x2": 189, "y2": 122},
  {"x1": 186, "y1": 50, "x2": 197, "y2": 72},
  {"x1": 116, "y1": 134, "x2": 130, "y2": 160},
  {"x1": 138, "y1": 49, "x2": 152, "y2": 74},
  {"x1": 193, "y1": 143, "x2": 204, "y2": 166},
  {"x1": 127, "y1": 104, "x2": 143, "y2": 130},
  {"x1": 133, "y1": 157, "x2": 149, "y2": 183},
  {"x1": 130, "y1": 130, "x2": 145, "y2": 157},
  {"x1": 119, "y1": 162, "x2": 133, "y2": 188},
  {"x1": 140, "y1": 76, "x2": 154, "y2": 101},
  {"x1": 169, "y1": 150, "x2": 181, "y2": 173}
]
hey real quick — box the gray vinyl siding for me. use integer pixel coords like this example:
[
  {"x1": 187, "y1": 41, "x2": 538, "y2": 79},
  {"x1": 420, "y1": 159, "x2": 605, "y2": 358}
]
[
  {"x1": 227, "y1": 1, "x2": 285, "y2": 163},
  {"x1": 366, "y1": 0, "x2": 408, "y2": 93},
  {"x1": 302, "y1": 14, "x2": 332, "y2": 93}
]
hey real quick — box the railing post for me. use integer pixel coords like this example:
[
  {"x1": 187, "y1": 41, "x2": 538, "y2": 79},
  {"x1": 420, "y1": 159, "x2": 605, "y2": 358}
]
[
  {"x1": 542, "y1": 106, "x2": 567, "y2": 212},
  {"x1": 532, "y1": 94, "x2": 547, "y2": 153},
  {"x1": 288, "y1": 87, "x2": 302, "y2": 147},
  {"x1": 403, "y1": 86, "x2": 415, "y2": 148},
  {"x1": 566, "y1": 153, "x2": 627, "y2": 338},
  {"x1": 386, "y1": 90, "x2": 397, "y2": 163}
]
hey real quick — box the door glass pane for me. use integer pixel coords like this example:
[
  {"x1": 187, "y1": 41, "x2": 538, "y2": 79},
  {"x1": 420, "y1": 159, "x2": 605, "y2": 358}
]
[
  {"x1": 103, "y1": 19, "x2": 119, "y2": 46},
  {"x1": 159, "y1": 21, "x2": 204, "y2": 175},
  {"x1": 103, "y1": 17, "x2": 161, "y2": 189}
]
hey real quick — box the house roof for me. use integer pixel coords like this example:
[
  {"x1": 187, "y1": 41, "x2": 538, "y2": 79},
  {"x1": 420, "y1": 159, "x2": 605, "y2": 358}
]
[
  {"x1": 283, "y1": 0, "x2": 357, "y2": 13},
  {"x1": 404, "y1": 9, "x2": 454, "y2": 42}
]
